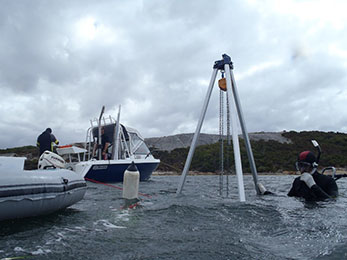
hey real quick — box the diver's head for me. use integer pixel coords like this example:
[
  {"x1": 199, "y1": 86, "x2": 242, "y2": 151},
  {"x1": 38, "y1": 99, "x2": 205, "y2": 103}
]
[{"x1": 296, "y1": 151, "x2": 317, "y2": 173}]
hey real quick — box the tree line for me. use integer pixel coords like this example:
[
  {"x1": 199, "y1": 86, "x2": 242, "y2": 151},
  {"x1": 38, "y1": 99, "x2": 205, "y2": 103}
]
[{"x1": 151, "y1": 131, "x2": 347, "y2": 173}]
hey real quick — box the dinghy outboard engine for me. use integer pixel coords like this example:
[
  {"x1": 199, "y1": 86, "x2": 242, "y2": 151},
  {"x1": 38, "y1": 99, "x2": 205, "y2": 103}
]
[{"x1": 38, "y1": 151, "x2": 66, "y2": 169}]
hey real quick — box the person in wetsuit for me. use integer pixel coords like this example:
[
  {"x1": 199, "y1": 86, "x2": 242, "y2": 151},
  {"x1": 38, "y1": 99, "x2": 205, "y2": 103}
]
[
  {"x1": 37, "y1": 128, "x2": 59, "y2": 156},
  {"x1": 92, "y1": 126, "x2": 111, "y2": 160},
  {"x1": 288, "y1": 151, "x2": 338, "y2": 201}
]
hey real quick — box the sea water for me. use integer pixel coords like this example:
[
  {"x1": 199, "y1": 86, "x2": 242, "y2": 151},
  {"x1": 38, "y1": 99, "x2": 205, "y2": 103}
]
[{"x1": 1, "y1": 175, "x2": 347, "y2": 260}]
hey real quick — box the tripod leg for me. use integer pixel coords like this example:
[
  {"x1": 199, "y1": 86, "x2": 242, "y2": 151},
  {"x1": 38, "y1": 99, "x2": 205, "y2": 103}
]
[
  {"x1": 176, "y1": 68, "x2": 219, "y2": 195},
  {"x1": 229, "y1": 68, "x2": 264, "y2": 195},
  {"x1": 225, "y1": 64, "x2": 246, "y2": 202}
]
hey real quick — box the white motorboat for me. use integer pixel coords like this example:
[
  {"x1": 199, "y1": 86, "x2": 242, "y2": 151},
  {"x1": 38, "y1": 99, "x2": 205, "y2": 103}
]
[
  {"x1": 0, "y1": 156, "x2": 86, "y2": 221},
  {"x1": 56, "y1": 106, "x2": 160, "y2": 183}
]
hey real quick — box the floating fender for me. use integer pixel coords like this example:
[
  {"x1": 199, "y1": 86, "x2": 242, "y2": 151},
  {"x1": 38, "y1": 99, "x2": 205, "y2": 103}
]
[{"x1": 122, "y1": 161, "x2": 139, "y2": 200}]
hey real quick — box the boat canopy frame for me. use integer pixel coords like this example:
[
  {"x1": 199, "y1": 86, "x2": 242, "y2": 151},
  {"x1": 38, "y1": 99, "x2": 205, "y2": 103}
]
[{"x1": 84, "y1": 116, "x2": 150, "y2": 161}]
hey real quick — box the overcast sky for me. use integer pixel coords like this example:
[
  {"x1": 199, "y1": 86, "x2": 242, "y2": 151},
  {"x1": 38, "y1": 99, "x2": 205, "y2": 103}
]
[{"x1": 1, "y1": 0, "x2": 347, "y2": 149}]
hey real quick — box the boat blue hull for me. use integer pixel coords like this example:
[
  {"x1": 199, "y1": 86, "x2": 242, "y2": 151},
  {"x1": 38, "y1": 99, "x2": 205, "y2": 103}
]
[{"x1": 84, "y1": 162, "x2": 159, "y2": 183}]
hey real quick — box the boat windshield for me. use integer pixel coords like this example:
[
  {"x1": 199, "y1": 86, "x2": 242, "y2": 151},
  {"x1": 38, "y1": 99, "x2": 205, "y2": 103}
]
[{"x1": 129, "y1": 132, "x2": 150, "y2": 155}]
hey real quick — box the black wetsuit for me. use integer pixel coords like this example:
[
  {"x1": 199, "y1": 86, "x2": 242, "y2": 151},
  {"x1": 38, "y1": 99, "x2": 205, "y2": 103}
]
[
  {"x1": 94, "y1": 133, "x2": 112, "y2": 159},
  {"x1": 37, "y1": 130, "x2": 58, "y2": 156},
  {"x1": 288, "y1": 171, "x2": 338, "y2": 201},
  {"x1": 101, "y1": 133, "x2": 111, "y2": 151}
]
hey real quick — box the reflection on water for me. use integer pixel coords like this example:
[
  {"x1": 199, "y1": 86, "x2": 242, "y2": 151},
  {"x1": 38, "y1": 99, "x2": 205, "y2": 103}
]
[{"x1": 1, "y1": 175, "x2": 347, "y2": 260}]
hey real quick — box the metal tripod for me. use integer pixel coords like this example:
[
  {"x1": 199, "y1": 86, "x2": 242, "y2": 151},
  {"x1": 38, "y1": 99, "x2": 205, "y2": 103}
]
[{"x1": 176, "y1": 54, "x2": 266, "y2": 200}]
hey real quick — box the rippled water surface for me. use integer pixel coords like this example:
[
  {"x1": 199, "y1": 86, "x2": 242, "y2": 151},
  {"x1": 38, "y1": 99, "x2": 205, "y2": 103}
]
[{"x1": 1, "y1": 175, "x2": 347, "y2": 260}]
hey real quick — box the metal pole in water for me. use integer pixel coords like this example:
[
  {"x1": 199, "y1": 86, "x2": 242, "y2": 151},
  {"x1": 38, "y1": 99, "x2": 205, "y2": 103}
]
[
  {"x1": 219, "y1": 89, "x2": 224, "y2": 196},
  {"x1": 225, "y1": 64, "x2": 246, "y2": 202},
  {"x1": 229, "y1": 69, "x2": 261, "y2": 195},
  {"x1": 176, "y1": 68, "x2": 218, "y2": 195}
]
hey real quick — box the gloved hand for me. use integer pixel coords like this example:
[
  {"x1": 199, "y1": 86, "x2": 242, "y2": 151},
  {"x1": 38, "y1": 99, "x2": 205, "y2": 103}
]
[
  {"x1": 257, "y1": 183, "x2": 273, "y2": 195},
  {"x1": 300, "y1": 172, "x2": 316, "y2": 188}
]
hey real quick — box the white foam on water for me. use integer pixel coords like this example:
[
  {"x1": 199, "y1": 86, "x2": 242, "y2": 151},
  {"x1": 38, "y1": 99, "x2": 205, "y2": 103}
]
[
  {"x1": 74, "y1": 226, "x2": 88, "y2": 232},
  {"x1": 63, "y1": 226, "x2": 88, "y2": 233},
  {"x1": 56, "y1": 232, "x2": 66, "y2": 242},
  {"x1": 57, "y1": 232, "x2": 66, "y2": 237},
  {"x1": 103, "y1": 222, "x2": 126, "y2": 229},
  {"x1": 31, "y1": 247, "x2": 51, "y2": 255},
  {"x1": 142, "y1": 201, "x2": 154, "y2": 206},
  {"x1": 14, "y1": 247, "x2": 25, "y2": 252},
  {"x1": 63, "y1": 228, "x2": 76, "y2": 232},
  {"x1": 94, "y1": 219, "x2": 126, "y2": 229},
  {"x1": 116, "y1": 211, "x2": 130, "y2": 222},
  {"x1": 44, "y1": 231, "x2": 66, "y2": 246}
]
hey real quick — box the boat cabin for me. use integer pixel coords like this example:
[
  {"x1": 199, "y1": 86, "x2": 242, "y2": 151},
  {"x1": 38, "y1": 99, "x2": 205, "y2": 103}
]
[
  {"x1": 87, "y1": 122, "x2": 151, "y2": 161},
  {"x1": 57, "y1": 115, "x2": 152, "y2": 168}
]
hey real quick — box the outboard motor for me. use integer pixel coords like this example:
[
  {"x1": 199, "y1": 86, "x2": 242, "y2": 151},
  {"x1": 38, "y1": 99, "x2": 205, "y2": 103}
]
[{"x1": 38, "y1": 151, "x2": 66, "y2": 169}]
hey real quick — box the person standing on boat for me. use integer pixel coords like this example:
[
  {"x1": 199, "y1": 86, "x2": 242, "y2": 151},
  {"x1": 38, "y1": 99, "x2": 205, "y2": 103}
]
[
  {"x1": 92, "y1": 127, "x2": 111, "y2": 160},
  {"x1": 288, "y1": 151, "x2": 338, "y2": 201},
  {"x1": 36, "y1": 128, "x2": 60, "y2": 156}
]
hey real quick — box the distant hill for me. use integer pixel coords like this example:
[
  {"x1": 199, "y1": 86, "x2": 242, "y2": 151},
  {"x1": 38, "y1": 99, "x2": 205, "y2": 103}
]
[{"x1": 145, "y1": 132, "x2": 291, "y2": 152}]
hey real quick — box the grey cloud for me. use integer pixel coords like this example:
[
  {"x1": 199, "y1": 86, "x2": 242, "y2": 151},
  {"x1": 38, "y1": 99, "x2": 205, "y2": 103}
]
[{"x1": 0, "y1": 0, "x2": 347, "y2": 149}]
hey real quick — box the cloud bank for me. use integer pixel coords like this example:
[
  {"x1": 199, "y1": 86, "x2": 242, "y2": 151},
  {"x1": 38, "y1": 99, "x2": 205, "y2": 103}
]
[{"x1": 0, "y1": 0, "x2": 346, "y2": 148}]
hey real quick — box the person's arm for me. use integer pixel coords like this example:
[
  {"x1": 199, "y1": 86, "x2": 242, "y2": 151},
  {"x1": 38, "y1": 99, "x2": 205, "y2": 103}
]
[
  {"x1": 288, "y1": 178, "x2": 299, "y2": 197},
  {"x1": 102, "y1": 142, "x2": 110, "y2": 158},
  {"x1": 104, "y1": 142, "x2": 110, "y2": 152},
  {"x1": 92, "y1": 142, "x2": 97, "y2": 157},
  {"x1": 300, "y1": 173, "x2": 332, "y2": 200},
  {"x1": 50, "y1": 134, "x2": 59, "y2": 145},
  {"x1": 102, "y1": 135, "x2": 111, "y2": 155}
]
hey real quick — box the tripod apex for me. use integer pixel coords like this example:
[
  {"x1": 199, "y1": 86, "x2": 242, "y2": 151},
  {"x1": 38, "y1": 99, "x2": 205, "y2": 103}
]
[
  {"x1": 222, "y1": 54, "x2": 231, "y2": 62},
  {"x1": 213, "y1": 54, "x2": 233, "y2": 70}
]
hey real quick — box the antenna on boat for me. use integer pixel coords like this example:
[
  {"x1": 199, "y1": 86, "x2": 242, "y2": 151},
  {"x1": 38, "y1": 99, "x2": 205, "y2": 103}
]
[
  {"x1": 176, "y1": 54, "x2": 268, "y2": 200},
  {"x1": 97, "y1": 106, "x2": 105, "y2": 160}
]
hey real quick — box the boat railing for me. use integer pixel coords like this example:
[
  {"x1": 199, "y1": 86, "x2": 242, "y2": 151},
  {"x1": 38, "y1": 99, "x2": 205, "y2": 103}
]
[
  {"x1": 83, "y1": 115, "x2": 134, "y2": 161},
  {"x1": 84, "y1": 126, "x2": 93, "y2": 161},
  {"x1": 120, "y1": 130, "x2": 132, "y2": 159}
]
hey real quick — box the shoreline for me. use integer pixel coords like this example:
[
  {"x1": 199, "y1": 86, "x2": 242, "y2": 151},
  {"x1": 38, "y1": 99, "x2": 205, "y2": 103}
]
[
  {"x1": 152, "y1": 171, "x2": 297, "y2": 176},
  {"x1": 153, "y1": 168, "x2": 347, "y2": 176}
]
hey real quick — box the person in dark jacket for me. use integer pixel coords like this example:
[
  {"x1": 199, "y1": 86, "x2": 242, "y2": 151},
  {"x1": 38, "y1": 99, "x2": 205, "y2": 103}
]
[
  {"x1": 92, "y1": 127, "x2": 111, "y2": 160},
  {"x1": 288, "y1": 151, "x2": 338, "y2": 201},
  {"x1": 37, "y1": 128, "x2": 59, "y2": 156}
]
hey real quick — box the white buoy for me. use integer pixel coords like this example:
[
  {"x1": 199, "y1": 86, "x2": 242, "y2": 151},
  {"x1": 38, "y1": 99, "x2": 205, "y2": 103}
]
[{"x1": 122, "y1": 162, "x2": 139, "y2": 200}]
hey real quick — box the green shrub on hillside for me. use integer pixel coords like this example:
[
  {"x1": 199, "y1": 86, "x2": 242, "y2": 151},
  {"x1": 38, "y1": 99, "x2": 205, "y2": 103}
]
[{"x1": 153, "y1": 131, "x2": 347, "y2": 173}]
